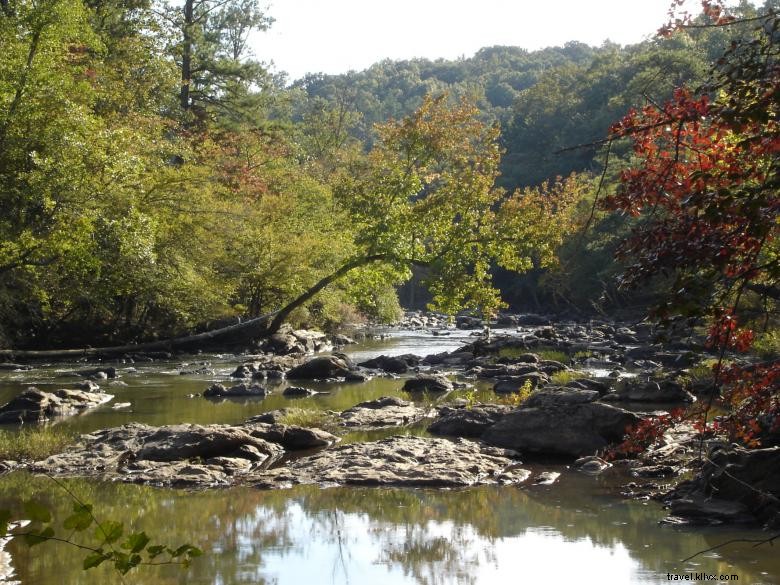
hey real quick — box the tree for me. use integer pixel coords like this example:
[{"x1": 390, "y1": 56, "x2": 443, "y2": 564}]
[
  {"x1": 161, "y1": 0, "x2": 273, "y2": 120},
  {"x1": 603, "y1": 1, "x2": 779, "y2": 448},
  {"x1": 265, "y1": 94, "x2": 581, "y2": 333}
]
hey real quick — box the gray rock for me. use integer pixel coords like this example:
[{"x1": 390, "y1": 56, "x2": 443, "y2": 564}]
[
  {"x1": 204, "y1": 383, "x2": 269, "y2": 398},
  {"x1": 0, "y1": 387, "x2": 113, "y2": 423},
  {"x1": 76, "y1": 367, "x2": 116, "y2": 379},
  {"x1": 665, "y1": 445, "x2": 780, "y2": 527},
  {"x1": 428, "y1": 405, "x2": 511, "y2": 438},
  {"x1": 283, "y1": 386, "x2": 317, "y2": 397},
  {"x1": 402, "y1": 374, "x2": 453, "y2": 393},
  {"x1": 247, "y1": 423, "x2": 337, "y2": 450},
  {"x1": 340, "y1": 396, "x2": 429, "y2": 428},
  {"x1": 523, "y1": 388, "x2": 599, "y2": 408},
  {"x1": 358, "y1": 354, "x2": 420, "y2": 374},
  {"x1": 482, "y1": 402, "x2": 641, "y2": 457},
  {"x1": 286, "y1": 435, "x2": 523, "y2": 487},
  {"x1": 603, "y1": 379, "x2": 696, "y2": 403},
  {"x1": 31, "y1": 422, "x2": 285, "y2": 488},
  {"x1": 287, "y1": 356, "x2": 352, "y2": 380},
  {"x1": 492, "y1": 373, "x2": 548, "y2": 393},
  {"x1": 135, "y1": 425, "x2": 282, "y2": 462}
]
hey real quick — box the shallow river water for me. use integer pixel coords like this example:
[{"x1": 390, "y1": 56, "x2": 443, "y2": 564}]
[{"x1": 0, "y1": 329, "x2": 778, "y2": 584}]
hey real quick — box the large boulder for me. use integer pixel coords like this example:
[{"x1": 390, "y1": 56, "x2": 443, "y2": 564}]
[
  {"x1": 402, "y1": 374, "x2": 453, "y2": 393},
  {"x1": 287, "y1": 355, "x2": 352, "y2": 380},
  {"x1": 358, "y1": 354, "x2": 420, "y2": 374},
  {"x1": 339, "y1": 396, "x2": 430, "y2": 428},
  {"x1": 482, "y1": 402, "x2": 640, "y2": 457},
  {"x1": 0, "y1": 388, "x2": 113, "y2": 423},
  {"x1": 665, "y1": 445, "x2": 780, "y2": 527},
  {"x1": 246, "y1": 423, "x2": 338, "y2": 450},
  {"x1": 428, "y1": 405, "x2": 511, "y2": 438}
]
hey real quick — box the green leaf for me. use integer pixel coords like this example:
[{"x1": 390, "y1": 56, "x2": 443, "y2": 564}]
[
  {"x1": 63, "y1": 504, "x2": 93, "y2": 531},
  {"x1": 24, "y1": 526, "x2": 54, "y2": 547},
  {"x1": 146, "y1": 544, "x2": 165, "y2": 559},
  {"x1": 83, "y1": 551, "x2": 107, "y2": 570},
  {"x1": 122, "y1": 531, "x2": 150, "y2": 553},
  {"x1": 23, "y1": 501, "x2": 51, "y2": 523},
  {"x1": 95, "y1": 520, "x2": 123, "y2": 544}
]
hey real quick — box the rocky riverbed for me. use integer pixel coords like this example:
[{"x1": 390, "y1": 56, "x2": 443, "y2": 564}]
[{"x1": 0, "y1": 314, "x2": 777, "y2": 530}]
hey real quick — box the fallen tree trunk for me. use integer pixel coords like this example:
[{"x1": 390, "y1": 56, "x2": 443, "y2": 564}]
[{"x1": 0, "y1": 310, "x2": 279, "y2": 360}]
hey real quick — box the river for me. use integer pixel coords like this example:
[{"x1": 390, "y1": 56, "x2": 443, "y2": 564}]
[{"x1": 0, "y1": 328, "x2": 777, "y2": 584}]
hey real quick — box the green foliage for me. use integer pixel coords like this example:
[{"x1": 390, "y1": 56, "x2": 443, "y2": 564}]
[
  {"x1": 496, "y1": 380, "x2": 533, "y2": 406},
  {"x1": 2, "y1": 494, "x2": 202, "y2": 576},
  {"x1": 753, "y1": 329, "x2": 780, "y2": 359},
  {"x1": 550, "y1": 369, "x2": 589, "y2": 385},
  {"x1": 277, "y1": 408, "x2": 339, "y2": 432},
  {"x1": 0, "y1": 427, "x2": 75, "y2": 461}
]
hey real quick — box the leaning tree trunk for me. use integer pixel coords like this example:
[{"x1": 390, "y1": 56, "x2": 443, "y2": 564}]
[
  {"x1": 0, "y1": 310, "x2": 280, "y2": 360},
  {"x1": 0, "y1": 254, "x2": 398, "y2": 360}
]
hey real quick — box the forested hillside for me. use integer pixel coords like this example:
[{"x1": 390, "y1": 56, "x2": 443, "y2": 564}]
[{"x1": 0, "y1": 0, "x2": 775, "y2": 349}]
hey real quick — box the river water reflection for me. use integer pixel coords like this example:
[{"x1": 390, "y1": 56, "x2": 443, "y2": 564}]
[{"x1": 0, "y1": 329, "x2": 778, "y2": 584}]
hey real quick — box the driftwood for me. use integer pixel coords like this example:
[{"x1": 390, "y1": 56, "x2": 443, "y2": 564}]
[{"x1": 0, "y1": 311, "x2": 279, "y2": 360}]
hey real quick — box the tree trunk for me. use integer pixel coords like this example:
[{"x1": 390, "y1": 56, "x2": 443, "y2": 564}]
[
  {"x1": 180, "y1": 0, "x2": 193, "y2": 111},
  {"x1": 0, "y1": 254, "x2": 399, "y2": 360}
]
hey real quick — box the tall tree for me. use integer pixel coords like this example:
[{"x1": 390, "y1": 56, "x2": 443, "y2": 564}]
[{"x1": 162, "y1": 0, "x2": 272, "y2": 120}]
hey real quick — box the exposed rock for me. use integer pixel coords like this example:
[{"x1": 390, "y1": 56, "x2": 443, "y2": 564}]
[
  {"x1": 482, "y1": 402, "x2": 641, "y2": 457},
  {"x1": 32, "y1": 423, "x2": 285, "y2": 488},
  {"x1": 204, "y1": 383, "x2": 269, "y2": 398},
  {"x1": 522, "y1": 388, "x2": 599, "y2": 408},
  {"x1": 339, "y1": 396, "x2": 430, "y2": 428},
  {"x1": 572, "y1": 456, "x2": 612, "y2": 474},
  {"x1": 515, "y1": 314, "x2": 550, "y2": 326},
  {"x1": 665, "y1": 445, "x2": 780, "y2": 527},
  {"x1": 532, "y1": 471, "x2": 560, "y2": 485},
  {"x1": 285, "y1": 435, "x2": 524, "y2": 487},
  {"x1": 283, "y1": 386, "x2": 317, "y2": 397},
  {"x1": 75, "y1": 380, "x2": 101, "y2": 392},
  {"x1": 492, "y1": 373, "x2": 548, "y2": 393},
  {"x1": 331, "y1": 334, "x2": 356, "y2": 346},
  {"x1": 402, "y1": 374, "x2": 453, "y2": 393},
  {"x1": 0, "y1": 388, "x2": 113, "y2": 423},
  {"x1": 135, "y1": 425, "x2": 281, "y2": 462},
  {"x1": 428, "y1": 405, "x2": 511, "y2": 438},
  {"x1": 76, "y1": 367, "x2": 117, "y2": 380},
  {"x1": 287, "y1": 355, "x2": 352, "y2": 380},
  {"x1": 344, "y1": 370, "x2": 370, "y2": 382},
  {"x1": 358, "y1": 354, "x2": 420, "y2": 374},
  {"x1": 246, "y1": 423, "x2": 337, "y2": 450},
  {"x1": 602, "y1": 379, "x2": 695, "y2": 403}
]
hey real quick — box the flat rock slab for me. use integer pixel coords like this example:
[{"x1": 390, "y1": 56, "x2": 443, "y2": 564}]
[
  {"x1": 31, "y1": 423, "x2": 286, "y2": 487},
  {"x1": 339, "y1": 396, "x2": 432, "y2": 428},
  {"x1": 0, "y1": 388, "x2": 113, "y2": 423},
  {"x1": 285, "y1": 435, "x2": 525, "y2": 487}
]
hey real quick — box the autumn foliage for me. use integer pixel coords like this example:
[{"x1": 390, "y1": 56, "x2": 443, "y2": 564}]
[{"x1": 605, "y1": 2, "x2": 779, "y2": 454}]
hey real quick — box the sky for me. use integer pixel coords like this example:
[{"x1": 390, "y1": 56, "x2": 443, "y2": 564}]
[{"x1": 253, "y1": 0, "x2": 702, "y2": 81}]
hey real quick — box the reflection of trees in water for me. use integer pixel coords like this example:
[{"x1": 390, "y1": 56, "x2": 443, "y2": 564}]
[{"x1": 0, "y1": 472, "x2": 778, "y2": 584}]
